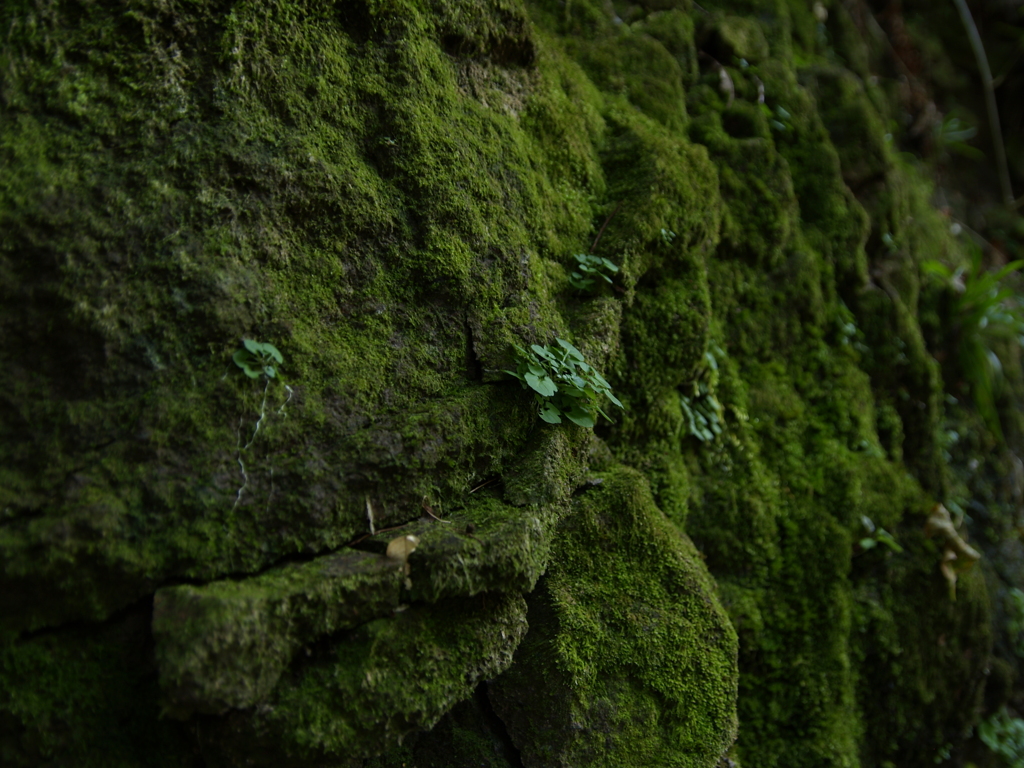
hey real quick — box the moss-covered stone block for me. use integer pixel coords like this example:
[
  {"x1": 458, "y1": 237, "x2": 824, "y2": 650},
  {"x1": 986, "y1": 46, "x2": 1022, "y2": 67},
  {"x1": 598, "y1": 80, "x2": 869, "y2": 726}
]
[
  {"x1": 0, "y1": 0, "x2": 604, "y2": 635},
  {"x1": 362, "y1": 685, "x2": 521, "y2": 768},
  {"x1": 153, "y1": 550, "x2": 406, "y2": 717},
  {"x1": 611, "y1": 388, "x2": 695, "y2": 527},
  {"x1": 854, "y1": 535, "x2": 993, "y2": 767},
  {"x1": 689, "y1": 115, "x2": 798, "y2": 268},
  {"x1": 704, "y1": 16, "x2": 771, "y2": 63},
  {"x1": 597, "y1": 107, "x2": 721, "y2": 285},
  {"x1": 696, "y1": 0, "x2": 793, "y2": 59},
  {"x1": 620, "y1": 274, "x2": 712, "y2": 402},
  {"x1": 569, "y1": 33, "x2": 689, "y2": 131},
  {"x1": 196, "y1": 592, "x2": 528, "y2": 766},
  {"x1": 503, "y1": 421, "x2": 591, "y2": 507},
  {"x1": 802, "y1": 67, "x2": 891, "y2": 190},
  {"x1": 154, "y1": 491, "x2": 560, "y2": 718},
  {"x1": 360, "y1": 495, "x2": 561, "y2": 601},
  {"x1": 635, "y1": 9, "x2": 700, "y2": 89},
  {"x1": 490, "y1": 466, "x2": 738, "y2": 767},
  {"x1": 855, "y1": 285, "x2": 945, "y2": 494},
  {"x1": 1, "y1": 609, "x2": 196, "y2": 768}
]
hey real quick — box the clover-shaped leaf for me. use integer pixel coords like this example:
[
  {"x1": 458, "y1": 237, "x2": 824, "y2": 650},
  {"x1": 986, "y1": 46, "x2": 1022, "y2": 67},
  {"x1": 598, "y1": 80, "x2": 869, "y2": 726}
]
[
  {"x1": 507, "y1": 338, "x2": 623, "y2": 428},
  {"x1": 570, "y1": 253, "x2": 618, "y2": 292},
  {"x1": 524, "y1": 371, "x2": 558, "y2": 397},
  {"x1": 234, "y1": 339, "x2": 284, "y2": 379}
]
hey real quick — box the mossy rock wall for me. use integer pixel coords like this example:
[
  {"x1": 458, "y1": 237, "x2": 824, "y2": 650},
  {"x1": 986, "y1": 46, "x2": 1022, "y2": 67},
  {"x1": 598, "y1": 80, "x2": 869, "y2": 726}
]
[{"x1": 0, "y1": 0, "x2": 1005, "y2": 766}]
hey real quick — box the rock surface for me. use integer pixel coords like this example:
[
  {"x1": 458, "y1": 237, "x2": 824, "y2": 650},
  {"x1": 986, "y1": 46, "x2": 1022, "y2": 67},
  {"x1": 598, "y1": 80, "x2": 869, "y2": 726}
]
[{"x1": 1, "y1": 0, "x2": 1017, "y2": 766}]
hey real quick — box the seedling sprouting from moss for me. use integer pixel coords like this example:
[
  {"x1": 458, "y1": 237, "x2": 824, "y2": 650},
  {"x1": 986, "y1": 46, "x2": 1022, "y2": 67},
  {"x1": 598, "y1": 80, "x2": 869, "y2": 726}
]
[
  {"x1": 762, "y1": 103, "x2": 793, "y2": 132},
  {"x1": 857, "y1": 515, "x2": 904, "y2": 554},
  {"x1": 569, "y1": 201, "x2": 623, "y2": 293},
  {"x1": 569, "y1": 253, "x2": 619, "y2": 292},
  {"x1": 681, "y1": 343, "x2": 727, "y2": 442},
  {"x1": 681, "y1": 385, "x2": 724, "y2": 442},
  {"x1": 507, "y1": 338, "x2": 622, "y2": 428},
  {"x1": 231, "y1": 339, "x2": 292, "y2": 510},
  {"x1": 233, "y1": 339, "x2": 283, "y2": 379}
]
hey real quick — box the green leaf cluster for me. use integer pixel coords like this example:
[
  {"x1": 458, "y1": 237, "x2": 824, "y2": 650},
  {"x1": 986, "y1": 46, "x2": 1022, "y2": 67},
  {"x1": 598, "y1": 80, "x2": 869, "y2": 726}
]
[
  {"x1": 857, "y1": 515, "x2": 904, "y2": 554},
  {"x1": 934, "y1": 114, "x2": 983, "y2": 160},
  {"x1": 233, "y1": 339, "x2": 284, "y2": 379},
  {"x1": 507, "y1": 339, "x2": 623, "y2": 428},
  {"x1": 979, "y1": 707, "x2": 1024, "y2": 767},
  {"x1": 681, "y1": 386, "x2": 724, "y2": 443},
  {"x1": 762, "y1": 103, "x2": 793, "y2": 132},
  {"x1": 569, "y1": 253, "x2": 619, "y2": 292},
  {"x1": 923, "y1": 251, "x2": 1024, "y2": 441},
  {"x1": 680, "y1": 346, "x2": 726, "y2": 443}
]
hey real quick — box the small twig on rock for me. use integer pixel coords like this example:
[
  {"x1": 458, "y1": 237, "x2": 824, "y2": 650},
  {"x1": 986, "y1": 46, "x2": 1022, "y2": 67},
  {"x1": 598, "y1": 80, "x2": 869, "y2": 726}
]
[
  {"x1": 422, "y1": 496, "x2": 451, "y2": 523},
  {"x1": 469, "y1": 477, "x2": 500, "y2": 494},
  {"x1": 589, "y1": 201, "x2": 623, "y2": 253}
]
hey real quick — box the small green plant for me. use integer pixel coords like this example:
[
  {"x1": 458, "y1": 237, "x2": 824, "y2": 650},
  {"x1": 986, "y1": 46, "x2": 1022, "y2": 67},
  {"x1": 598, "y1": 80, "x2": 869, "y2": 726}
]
[
  {"x1": 835, "y1": 300, "x2": 869, "y2": 356},
  {"x1": 681, "y1": 382, "x2": 725, "y2": 443},
  {"x1": 761, "y1": 103, "x2": 793, "y2": 132},
  {"x1": 923, "y1": 251, "x2": 1024, "y2": 441},
  {"x1": 858, "y1": 515, "x2": 904, "y2": 554},
  {"x1": 507, "y1": 338, "x2": 623, "y2": 428},
  {"x1": 978, "y1": 707, "x2": 1024, "y2": 767},
  {"x1": 680, "y1": 344, "x2": 727, "y2": 443},
  {"x1": 934, "y1": 113, "x2": 982, "y2": 160},
  {"x1": 230, "y1": 339, "x2": 292, "y2": 510},
  {"x1": 569, "y1": 253, "x2": 619, "y2": 292},
  {"x1": 660, "y1": 228, "x2": 676, "y2": 246},
  {"x1": 233, "y1": 339, "x2": 284, "y2": 379}
]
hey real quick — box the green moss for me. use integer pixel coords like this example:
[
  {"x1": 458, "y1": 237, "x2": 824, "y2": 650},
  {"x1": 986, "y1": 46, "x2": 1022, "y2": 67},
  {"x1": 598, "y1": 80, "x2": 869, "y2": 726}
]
[
  {"x1": 612, "y1": 390, "x2": 695, "y2": 526},
  {"x1": 0, "y1": 0, "x2": 607, "y2": 633},
  {"x1": 855, "y1": 285, "x2": 945, "y2": 494},
  {"x1": 591, "y1": 108, "x2": 720, "y2": 288},
  {"x1": 689, "y1": 116, "x2": 798, "y2": 269},
  {"x1": 634, "y1": 9, "x2": 700, "y2": 90},
  {"x1": 619, "y1": 274, "x2": 711, "y2": 400},
  {"x1": 363, "y1": 686, "x2": 521, "y2": 768},
  {"x1": 503, "y1": 421, "x2": 592, "y2": 507},
  {"x1": 697, "y1": 0, "x2": 794, "y2": 60},
  {"x1": 196, "y1": 592, "x2": 528, "y2": 766},
  {"x1": 0, "y1": 610, "x2": 196, "y2": 768},
  {"x1": 153, "y1": 489, "x2": 562, "y2": 717},
  {"x1": 0, "y1": 0, "x2": 1007, "y2": 766},
  {"x1": 569, "y1": 33, "x2": 688, "y2": 131},
  {"x1": 827, "y1": 1, "x2": 872, "y2": 79},
  {"x1": 490, "y1": 467, "x2": 738, "y2": 768},
  {"x1": 684, "y1": 374, "x2": 922, "y2": 768},
  {"x1": 679, "y1": 59, "x2": 982, "y2": 758},
  {"x1": 705, "y1": 15, "x2": 771, "y2": 63},
  {"x1": 853, "y1": 544, "x2": 992, "y2": 767},
  {"x1": 801, "y1": 67, "x2": 892, "y2": 189},
  {"x1": 153, "y1": 550, "x2": 406, "y2": 717},
  {"x1": 368, "y1": 493, "x2": 562, "y2": 601}
]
